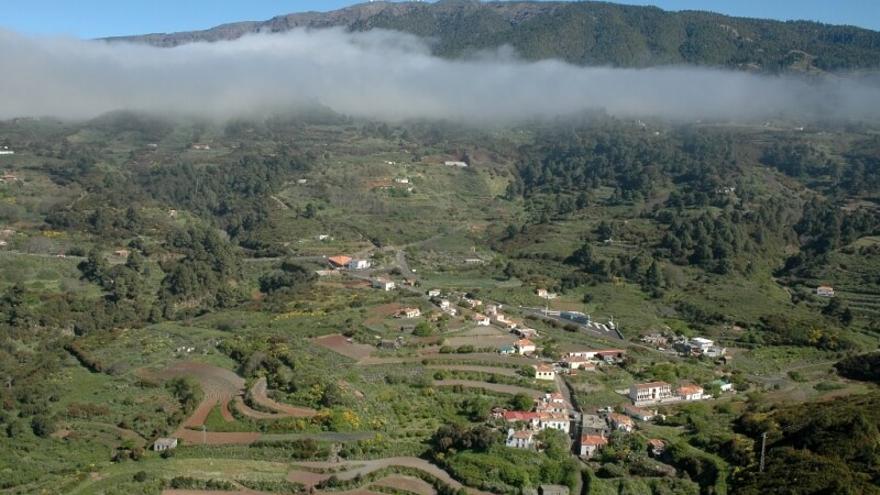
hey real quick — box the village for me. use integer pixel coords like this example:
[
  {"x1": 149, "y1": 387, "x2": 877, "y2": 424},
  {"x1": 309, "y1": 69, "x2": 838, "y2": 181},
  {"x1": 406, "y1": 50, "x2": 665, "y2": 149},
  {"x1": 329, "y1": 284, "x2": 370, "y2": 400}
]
[{"x1": 303, "y1": 246, "x2": 738, "y2": 469}]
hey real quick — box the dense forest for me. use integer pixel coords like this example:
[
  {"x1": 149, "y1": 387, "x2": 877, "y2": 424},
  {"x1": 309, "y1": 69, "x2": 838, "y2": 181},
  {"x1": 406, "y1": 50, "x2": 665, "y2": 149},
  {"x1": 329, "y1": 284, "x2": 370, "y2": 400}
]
[{"x1": 111, "y1": 1, "x2": 880, "y2": 73}]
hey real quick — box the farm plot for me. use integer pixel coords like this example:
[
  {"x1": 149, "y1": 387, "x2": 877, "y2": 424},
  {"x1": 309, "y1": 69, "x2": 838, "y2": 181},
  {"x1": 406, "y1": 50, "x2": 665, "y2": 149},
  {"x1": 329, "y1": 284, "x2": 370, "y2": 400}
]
[
  {"x1": 433, "y1": 380, "x2": 544, "y2": 398},
  {"x1": 314, "y1": 334, "x2": 376, "y2": 361},
  {"x1": 289, "y1": 457, "x2": 493, "y2": 495},
  {"x1": 149, "y1": 361, "x2": 244, "y2": 428},
  {"x1": 372, "y1": 475, "x2": 437, "y2": 495},
  {"x1": 443, "y1": 326, "x2": 517, "y2": 348},
  {"x1": 246, "y1": 377, "x2": 317, "y2": 418},
  {"x1": 426, "y1": 364, "x2": 520, "y2": 377}
]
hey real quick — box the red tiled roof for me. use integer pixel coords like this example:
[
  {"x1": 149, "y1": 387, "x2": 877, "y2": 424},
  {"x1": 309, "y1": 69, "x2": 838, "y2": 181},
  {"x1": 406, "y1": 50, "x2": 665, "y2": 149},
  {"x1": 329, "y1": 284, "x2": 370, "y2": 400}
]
[
  {"x1": 328, "y1": 255, "x2": 352, "y2": 267},
  {"x1": 677, "y1": 384, "x2": 704, "y2": 395},
  {"x1": 503, "y1": 411, "x2": 540, "y2": 422},
  {"x1": 580, "y1": 435, "x2": 608, "y2": 446}
]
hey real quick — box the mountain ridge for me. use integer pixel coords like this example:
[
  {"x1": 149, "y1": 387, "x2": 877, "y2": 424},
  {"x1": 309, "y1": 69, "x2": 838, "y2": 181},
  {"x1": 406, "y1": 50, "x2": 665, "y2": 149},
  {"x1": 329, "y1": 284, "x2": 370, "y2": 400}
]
[{"x1": 105, "y1": 1, "x2": 880, "y2": 73}]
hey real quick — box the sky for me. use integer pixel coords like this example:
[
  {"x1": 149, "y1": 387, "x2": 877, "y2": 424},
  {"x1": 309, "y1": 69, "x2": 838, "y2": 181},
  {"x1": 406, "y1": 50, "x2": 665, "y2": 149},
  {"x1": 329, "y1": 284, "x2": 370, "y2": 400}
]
[{"x1": 1, "y1": 0, "x2": 878, "y2": 39}]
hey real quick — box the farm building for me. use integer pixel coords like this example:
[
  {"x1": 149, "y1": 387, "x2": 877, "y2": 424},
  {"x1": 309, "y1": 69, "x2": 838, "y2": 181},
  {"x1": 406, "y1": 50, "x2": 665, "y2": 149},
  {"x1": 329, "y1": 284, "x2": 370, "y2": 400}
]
[
  {"x1": 579, "y1": 435, "x2": 608, "y2": 459},
  {"x1": 328, "y1": 255, "x2": 353, "y2": 268},
  {"x1": 371, "y1": 278, "x2": 396, "y2": 291},
  {"x1": 427, "y1": 289, "x2": 441, "y2": 297},
  {"x1": 514, "y1": 339, "x2": 537, "y2": 355},
  {"x1": 712, "y1": 380, "x2": 734, "y2": 393},
  {"x1": 505, "y1": 429, "x2": 535, "y2": 449},
  {"x1": 623, "y1": 405, "x2": 656, "y2": 421},
  {"x1": 347, "y1": 259, "x2": 371, "y2": 270},
  {"x1": 608, "y1": 413, "x2": 634, "y2": 432},
  {"x1": 677, "y1": 384, "x2": 704, "y2": 401},
  {"x1": 537, "y1": 412, "x2": 570, "y2": 433},
  {"x1": 536, "y1": 288, "x2": 557, "y2": 299},
  {"x1": 534, "y1": 364, "x2": 556, "y2": 381},
  {"x1": 816, "y1": 286, "x2": 835, "y2": 297},
  {"x1": 472, "y1": 314, "x2": 491, "y2": 326},
  {"x1": 444, "y1": 160, "x2": 468, "y2": 167},
  {"x1": 191, "y1": 143, "x2": 211, "y2": 150},
  {"x1": 153, "y1": 437, "x2": 178, "y2": 451},
  {"x1": 397, "y1": 307, "x2": 421, "y2": 319}
]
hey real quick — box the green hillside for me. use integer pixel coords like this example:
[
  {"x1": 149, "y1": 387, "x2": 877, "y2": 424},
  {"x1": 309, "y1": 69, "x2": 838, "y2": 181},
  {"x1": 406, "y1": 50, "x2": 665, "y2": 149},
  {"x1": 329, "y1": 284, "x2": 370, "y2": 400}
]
[{"x1": 110, "y1": 0, "x2": 880, "y2": 73}]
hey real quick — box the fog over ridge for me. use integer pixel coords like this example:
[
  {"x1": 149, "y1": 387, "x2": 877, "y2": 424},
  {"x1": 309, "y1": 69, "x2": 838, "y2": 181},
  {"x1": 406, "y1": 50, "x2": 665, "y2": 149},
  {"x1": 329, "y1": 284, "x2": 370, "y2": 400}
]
[{"x1": 0, "y1": 27, "x2": 878, "y2": 122}]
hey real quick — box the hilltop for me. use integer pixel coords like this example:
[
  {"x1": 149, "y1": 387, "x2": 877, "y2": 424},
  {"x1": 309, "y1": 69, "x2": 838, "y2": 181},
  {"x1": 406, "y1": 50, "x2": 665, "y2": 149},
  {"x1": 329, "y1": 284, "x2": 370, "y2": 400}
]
[{"x1": 106, "y1": 0, "x2": 880, "y2": 73}]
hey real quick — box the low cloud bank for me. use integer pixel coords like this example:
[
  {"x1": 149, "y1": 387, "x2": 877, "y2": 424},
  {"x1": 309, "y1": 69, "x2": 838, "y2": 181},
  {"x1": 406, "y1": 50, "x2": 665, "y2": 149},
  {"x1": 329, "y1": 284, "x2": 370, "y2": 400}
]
[{"x1": 0, "y1": 27, "x2": 878, "y2": 122}]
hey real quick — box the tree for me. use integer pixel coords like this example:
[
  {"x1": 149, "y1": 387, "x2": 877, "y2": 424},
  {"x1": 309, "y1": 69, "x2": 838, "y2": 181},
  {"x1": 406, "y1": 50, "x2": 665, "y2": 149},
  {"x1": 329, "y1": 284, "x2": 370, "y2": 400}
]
[
  {"x1": 510, "y1": 393, "x2": 534, "y2": 411},
  {"x1": 30, "y1": 415, "x2": 55, "y2": 438}
]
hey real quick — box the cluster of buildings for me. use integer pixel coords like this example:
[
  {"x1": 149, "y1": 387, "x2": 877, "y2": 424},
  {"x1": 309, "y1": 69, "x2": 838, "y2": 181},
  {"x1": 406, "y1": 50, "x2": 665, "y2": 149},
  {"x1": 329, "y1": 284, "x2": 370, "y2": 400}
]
[
  {"x1": 577, "y1": 406, "x2": 666, "y2": 459},
  {"x1": 640, "y1": 333, "x2": 727, "y2": 359},
  {"x1": 502, "y1": 393, "x2": 575, "y2": 450}
]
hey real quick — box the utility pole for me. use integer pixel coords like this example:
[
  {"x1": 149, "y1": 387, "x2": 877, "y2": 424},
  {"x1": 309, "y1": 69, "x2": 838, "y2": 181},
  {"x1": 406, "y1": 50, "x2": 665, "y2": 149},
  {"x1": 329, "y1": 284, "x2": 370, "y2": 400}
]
[{"x1": 759, "y1": 432, "x2": 767, "y2": 472}]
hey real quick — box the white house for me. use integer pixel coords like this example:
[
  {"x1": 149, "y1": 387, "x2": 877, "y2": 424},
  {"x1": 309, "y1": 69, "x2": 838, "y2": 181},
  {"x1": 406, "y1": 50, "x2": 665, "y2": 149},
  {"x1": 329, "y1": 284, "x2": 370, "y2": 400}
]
[
  {"x1": 608, "y1": 413, "x2": 634, "y2": 432},
  {"x1": 472, "y1": 314, "x2": 491, "y2": 326},
  {"x1": 629, "y1": 381, "x2": 673, "y2": 405},
  {"x1": 515, "y1": 339, "x2": 537, "y2": 355},
  {"x1": 816, "y1": 286, "x2": 835, "y2": 297},
  {"x1": 427, "y1": 289, "x2": 441, "y2": 297},
  {"x1": 536, "y1": 288, "x2": 558, "y2": 299},
  {"x1": 677, "y1": 384, "x2": 704, "y2": 401},
  {"x1": 506, "y1": 429, "x2": 535, "y2": 449},
  {"x1": 689, "y1": 337, "x2": 714, "y2": 353},
  {"x1": 444, "y1": 160, "x2": 468, "y2": 167},
  {"x1": 153, "y1": 437, "x2": 178, "y2": 451},
  {"x1": 534, "y1": 363, "x2": 556, "y2": 381},
  {"x1": 538, "y1": 412, "x2": 570, "y2": 434},
  {"x1": 371, "y1": 278, "x2": 395, "y2": 291},
  {"x1": 438, "y1": 299, "x2": 451, "y2": 310},
  {"x1": 348, "y1": 259, "x2": 371, "y2": 270},
  {"x1": 579, "y1": 435, "x2": 608, "y2": 459},
  {"x1": 398, "y1": 307, "x2": 421, "y2": 319}
]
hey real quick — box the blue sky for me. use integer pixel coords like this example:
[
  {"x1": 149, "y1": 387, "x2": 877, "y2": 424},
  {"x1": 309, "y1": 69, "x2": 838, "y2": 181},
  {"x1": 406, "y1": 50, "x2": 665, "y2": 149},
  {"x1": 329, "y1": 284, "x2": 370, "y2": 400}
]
[{"x1": 2, "y1": 0, "x2": 878, "y2": 38}]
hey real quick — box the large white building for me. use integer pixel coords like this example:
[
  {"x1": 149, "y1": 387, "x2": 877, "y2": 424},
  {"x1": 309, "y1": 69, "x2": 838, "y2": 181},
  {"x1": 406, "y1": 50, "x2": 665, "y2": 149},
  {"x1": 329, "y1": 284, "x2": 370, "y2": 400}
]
[{"x1": 629, "y1": 381, "x2": 672, "y2": 405}]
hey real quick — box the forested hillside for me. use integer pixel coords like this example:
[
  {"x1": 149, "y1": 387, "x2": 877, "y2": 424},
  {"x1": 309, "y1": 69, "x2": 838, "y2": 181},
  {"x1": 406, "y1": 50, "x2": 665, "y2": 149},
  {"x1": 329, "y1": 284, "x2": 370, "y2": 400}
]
[
  {"x1": 0, "y1": 111, "x2": 878, "y2": 493},
  {"x1": 108, "y1": 0, "x2": 880, "y2": 73}
]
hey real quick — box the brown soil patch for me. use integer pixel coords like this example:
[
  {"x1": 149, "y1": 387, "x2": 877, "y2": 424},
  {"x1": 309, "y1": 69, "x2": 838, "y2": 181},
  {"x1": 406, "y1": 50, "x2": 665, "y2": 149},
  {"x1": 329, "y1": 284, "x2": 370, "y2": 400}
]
[
  {"x1": 314, "y1": 334, "x2": 375, "y2": 360},
  {"x1": 287, "y1": 469, "x2": 329, "y2": 487},
  {"x1": 175, "y1": 427, "x2": 261, "y2": 445}
]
